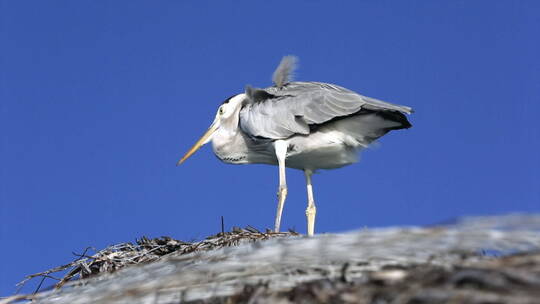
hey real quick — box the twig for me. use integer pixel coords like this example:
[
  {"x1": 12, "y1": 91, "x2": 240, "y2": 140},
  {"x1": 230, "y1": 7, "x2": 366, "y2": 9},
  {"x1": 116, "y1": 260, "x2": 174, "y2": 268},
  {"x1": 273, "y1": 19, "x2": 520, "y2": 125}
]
[
  {"x1": 221, "y1": 216, "x2": 225, "y2": 235},
  {"x1": 15, "y1": 227, "x2": 298, "y2": 294},
  {"x1": 33, "y1": 276, "x2": 46, "y2": 295}
]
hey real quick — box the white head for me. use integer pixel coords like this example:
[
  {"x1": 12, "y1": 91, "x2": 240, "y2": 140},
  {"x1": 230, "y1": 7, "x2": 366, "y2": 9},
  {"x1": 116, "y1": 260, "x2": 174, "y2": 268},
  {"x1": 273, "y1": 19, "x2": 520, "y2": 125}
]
[{"x1": 177, "y1": 93, "x2": 246, "y2": 165}]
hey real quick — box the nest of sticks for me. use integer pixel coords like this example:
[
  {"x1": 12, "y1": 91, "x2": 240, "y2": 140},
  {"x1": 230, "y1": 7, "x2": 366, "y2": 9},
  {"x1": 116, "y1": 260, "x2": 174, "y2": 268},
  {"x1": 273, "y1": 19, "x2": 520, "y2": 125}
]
[
  {"x1": 16, "y1": 226, "x2": 298, "y2": 293},
  {"x1": 6, "y1": 214, "x2": 540, "y2": 304}
]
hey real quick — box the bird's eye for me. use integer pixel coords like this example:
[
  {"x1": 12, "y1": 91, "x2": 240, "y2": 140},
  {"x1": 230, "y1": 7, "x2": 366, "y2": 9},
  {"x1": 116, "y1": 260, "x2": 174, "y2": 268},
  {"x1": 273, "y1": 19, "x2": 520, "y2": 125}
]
[{"x1": 219, "y1": 107, "x2": 224, "y2": 115}]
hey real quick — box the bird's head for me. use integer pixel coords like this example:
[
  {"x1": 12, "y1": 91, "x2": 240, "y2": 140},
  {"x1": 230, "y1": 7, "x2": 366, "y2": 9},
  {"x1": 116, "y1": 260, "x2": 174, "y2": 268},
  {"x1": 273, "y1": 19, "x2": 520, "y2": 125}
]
[{"x1": 177, "y1": 93, "x2": 246, "y2": 165}]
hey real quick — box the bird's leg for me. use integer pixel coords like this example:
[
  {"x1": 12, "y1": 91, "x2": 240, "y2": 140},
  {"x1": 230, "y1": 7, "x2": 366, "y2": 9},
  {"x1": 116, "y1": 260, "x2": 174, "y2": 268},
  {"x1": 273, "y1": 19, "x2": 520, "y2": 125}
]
[
  {"x1": 274, "y1": 140, "x2": 288, "y2": 233},
  {"x1": 304, "y1": 169, "x2": 317, "y2": 236}
]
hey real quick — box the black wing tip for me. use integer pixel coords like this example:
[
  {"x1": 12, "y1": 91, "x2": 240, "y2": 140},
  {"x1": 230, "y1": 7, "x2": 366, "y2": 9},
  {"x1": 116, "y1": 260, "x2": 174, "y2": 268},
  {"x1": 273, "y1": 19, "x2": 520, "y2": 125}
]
[{"x1": 375, "y1": 110, "x2": 413, "y2": 130}]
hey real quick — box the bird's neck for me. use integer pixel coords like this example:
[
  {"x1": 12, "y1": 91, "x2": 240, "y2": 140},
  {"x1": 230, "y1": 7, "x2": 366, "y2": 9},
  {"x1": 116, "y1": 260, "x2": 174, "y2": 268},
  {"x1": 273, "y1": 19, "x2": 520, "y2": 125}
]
[
  {"x1": 211, "y1": 123, "x2": 248, "y2": 164},
  {"x1": 211, "y1": 93, "x2": 249, "y2": 163},
  {"x1": 212, "y1": 107, "x2": 243, "y2": 152},
  {"x1": 218, "y1": 93, "x2": 245, "y2": 136}
]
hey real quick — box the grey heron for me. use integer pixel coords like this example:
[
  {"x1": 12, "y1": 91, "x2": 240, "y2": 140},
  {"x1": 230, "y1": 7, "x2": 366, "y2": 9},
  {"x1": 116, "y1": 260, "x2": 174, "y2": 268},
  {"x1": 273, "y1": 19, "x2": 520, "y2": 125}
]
[{"x1": 178, "y1": 56, "x2": 413, "y2": 236}]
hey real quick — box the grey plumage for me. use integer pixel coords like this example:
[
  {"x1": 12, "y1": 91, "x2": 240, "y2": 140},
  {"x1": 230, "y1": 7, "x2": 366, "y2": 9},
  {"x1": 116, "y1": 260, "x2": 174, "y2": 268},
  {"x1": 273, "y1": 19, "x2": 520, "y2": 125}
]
[
  {"x1": 178, "y1": 56, "x2": 413, "y2": 235},
  {"x1": 272, "y1": 55, "x2": 297, "y2": 88},
  {"x1": 240, "y1": 82, "x2": 412, "y2": 140}
]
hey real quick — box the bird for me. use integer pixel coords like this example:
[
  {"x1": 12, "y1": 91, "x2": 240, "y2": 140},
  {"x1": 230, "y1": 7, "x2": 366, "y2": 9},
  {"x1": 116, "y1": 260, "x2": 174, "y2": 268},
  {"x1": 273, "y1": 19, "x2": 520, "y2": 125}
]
[{"x1": 177, "y1": 56, "x2": 413, "y2": 236}]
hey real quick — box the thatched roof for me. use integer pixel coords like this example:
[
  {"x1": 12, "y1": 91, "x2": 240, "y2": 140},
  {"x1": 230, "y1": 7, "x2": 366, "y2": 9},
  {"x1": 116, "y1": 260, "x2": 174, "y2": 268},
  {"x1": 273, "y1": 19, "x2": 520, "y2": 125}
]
[{"x1": 3, "y1": 215, "x2": 540, "y2": 304}]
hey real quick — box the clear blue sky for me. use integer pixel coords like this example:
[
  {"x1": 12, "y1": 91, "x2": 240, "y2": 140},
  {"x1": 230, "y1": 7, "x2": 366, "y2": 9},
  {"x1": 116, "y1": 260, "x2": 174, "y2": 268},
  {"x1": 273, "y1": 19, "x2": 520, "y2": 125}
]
[{"x1": 1, "y1": 0, "x2": 539, "y2": 296}]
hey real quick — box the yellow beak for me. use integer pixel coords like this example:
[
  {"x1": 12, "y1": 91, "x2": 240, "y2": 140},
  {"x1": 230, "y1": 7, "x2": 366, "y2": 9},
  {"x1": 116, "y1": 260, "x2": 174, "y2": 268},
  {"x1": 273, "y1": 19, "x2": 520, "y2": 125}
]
[{"x1": 177, "y1": 122, "x2": 219, "y2": 166}]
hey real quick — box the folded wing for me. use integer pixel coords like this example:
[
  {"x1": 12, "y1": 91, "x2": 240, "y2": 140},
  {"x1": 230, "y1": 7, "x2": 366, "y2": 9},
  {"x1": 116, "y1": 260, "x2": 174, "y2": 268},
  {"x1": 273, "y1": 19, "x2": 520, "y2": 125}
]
[{"x1": 239, "y1": 82, "x2": 412, "y2": 140}]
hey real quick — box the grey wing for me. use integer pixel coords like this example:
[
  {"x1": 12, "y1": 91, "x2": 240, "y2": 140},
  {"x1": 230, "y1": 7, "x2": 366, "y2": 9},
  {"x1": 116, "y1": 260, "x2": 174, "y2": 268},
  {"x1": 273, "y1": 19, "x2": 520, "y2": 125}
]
[{"x1": 239, "y1": 82, "x2": 413, "y2": 140}]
